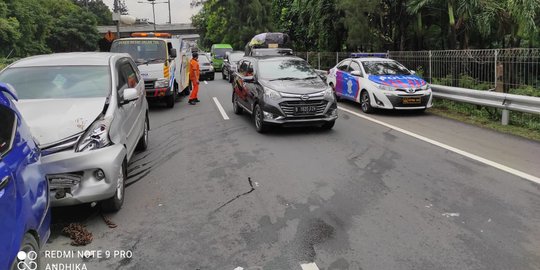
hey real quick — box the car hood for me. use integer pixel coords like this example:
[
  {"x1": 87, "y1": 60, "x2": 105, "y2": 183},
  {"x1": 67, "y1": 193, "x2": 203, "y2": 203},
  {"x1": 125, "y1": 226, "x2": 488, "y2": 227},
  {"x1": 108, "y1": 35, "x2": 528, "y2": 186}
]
[
  {"x1": 368, "y1": 75, "x2": 427, "y2": 88},
  {"x1": 15, "y1": 98, "x2": 106, "y2": 146},
  {"x1": 260, "y1": 79, "x2": 327, "y2": 94}
]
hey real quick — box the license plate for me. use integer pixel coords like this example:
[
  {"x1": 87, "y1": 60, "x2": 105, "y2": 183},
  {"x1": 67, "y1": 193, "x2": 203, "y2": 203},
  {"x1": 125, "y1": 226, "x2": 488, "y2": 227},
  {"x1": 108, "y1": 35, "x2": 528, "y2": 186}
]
[
  {"x1": 295, "y1": 106, "x2": 318, "y2": 113},
  {"x1": 402, "y1": 97, "x2": 421, "y2": 104}
]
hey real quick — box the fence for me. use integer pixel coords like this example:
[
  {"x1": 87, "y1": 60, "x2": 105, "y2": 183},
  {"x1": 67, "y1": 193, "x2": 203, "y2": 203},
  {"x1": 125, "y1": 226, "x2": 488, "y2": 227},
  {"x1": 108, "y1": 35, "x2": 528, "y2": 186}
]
[{"x1": 296, "y1": 49, "x2": 540, "y2": 96}]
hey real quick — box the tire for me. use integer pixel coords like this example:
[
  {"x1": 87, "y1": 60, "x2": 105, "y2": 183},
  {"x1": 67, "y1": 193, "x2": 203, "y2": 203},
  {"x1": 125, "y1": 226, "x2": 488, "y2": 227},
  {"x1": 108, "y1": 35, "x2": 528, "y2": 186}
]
[
  {"x1": 210, "y1": 74, "x2": 215, "y2": 81},
  {"x1": 136, "y1": 115, "x2": 149, "y2": 151},
  {"x1": 165, "y1": 90, "x2": 175, "y2": 108},
  {"x1": 11, "y1": 234, "x2": 40, "y2": 270},
  {"x1": 232, "y1": 92, "x2": 243, "y2": 115},
  {"x1": 101, "y1": 161, "x2": 126, "y2": 213},
  {"x1": 254, "y1": 104, "x2": 269, "y2": 133},
  {"x1": 321, "y1": 121, "x2": 335, "y2": 130},
  {"x1": 222, "y1": 69, "x2": 226, "y2": 80},
  {"x1": 229, "y1": 71, "x2": 233, "y2": 83},
  {"x1": 360, "y1": 90, "x2": 374, "y2": 114}
]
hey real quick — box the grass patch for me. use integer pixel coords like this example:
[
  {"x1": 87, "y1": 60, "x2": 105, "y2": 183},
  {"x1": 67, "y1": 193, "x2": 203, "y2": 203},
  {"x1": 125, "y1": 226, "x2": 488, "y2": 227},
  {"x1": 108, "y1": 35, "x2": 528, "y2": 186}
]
[{"x1": 430, "y1": 99, "x2": 540, "y2": 142}]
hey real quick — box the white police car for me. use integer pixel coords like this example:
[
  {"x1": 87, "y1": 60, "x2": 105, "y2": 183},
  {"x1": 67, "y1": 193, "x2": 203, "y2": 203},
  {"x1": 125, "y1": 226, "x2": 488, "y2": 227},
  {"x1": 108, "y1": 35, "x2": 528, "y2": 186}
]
[{"x1": 327, "y1": 53, "x2": 433, "y2": 113}]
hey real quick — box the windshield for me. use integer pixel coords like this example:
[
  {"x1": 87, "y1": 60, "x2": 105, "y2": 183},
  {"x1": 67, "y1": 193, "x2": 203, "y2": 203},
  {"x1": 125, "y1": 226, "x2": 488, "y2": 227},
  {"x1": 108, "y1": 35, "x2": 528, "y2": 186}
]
[
  {"x1": 228, "y1": 53, "x2": 244, "y2": 63},
  {"x1": 199, "y1": 55, "x2": 211, "y2": 64},
  {"x1": 212, "y1": 48, "x2": 233, "y2": 58},
  {"x1": 362, "y1": 61, "x2": 411, "y2": 75},
  {"x1": 0, "y1": 105, "x2": 15, "y2": 156},
  {"x1": 0, "y1": 66, "x2": 111, "y2": 99},
  {"x1": 111, "y1": 40, "x2": 167, "y2": 64},
  {"x1": 258, "y1": 59, "x2": 319, "y2": 80}
]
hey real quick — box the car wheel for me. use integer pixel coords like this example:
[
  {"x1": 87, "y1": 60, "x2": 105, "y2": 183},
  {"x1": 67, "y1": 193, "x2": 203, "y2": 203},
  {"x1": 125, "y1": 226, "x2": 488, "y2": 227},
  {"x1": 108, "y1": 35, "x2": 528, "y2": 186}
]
[
  {"x1": 233, "y1": 92, "x2": 243, "y2": 115},
  {"x1": 254, "y1": 104, "x2": 269, "y2": 133},
  {"x1": 321, "y1": 120, "x2": 335, "y2": 130},
  {"x1": 11, "y1": 234, "x2": 40, "y2": 270},
  {"x1": 222, "y1": 69, "x2": 226, "y2": 80},
  {"x1": 210, "y1": 74, "x2": 215, "y2": 81},
  {"x1": 229, "y1": 72, "x2": 233, "y2": 83},
  {"x1": 136, "y1": 115, "x2": 149, "y2": 151},
  {"x1": 166, "y1": 91, "x2": 175, "y2": 108},
  {"x1": 101, "y1": 161, "x2": 126, "y2": 213},
  {"x1": 360, "y1": 90, "x2": 374, "y2": 114}
]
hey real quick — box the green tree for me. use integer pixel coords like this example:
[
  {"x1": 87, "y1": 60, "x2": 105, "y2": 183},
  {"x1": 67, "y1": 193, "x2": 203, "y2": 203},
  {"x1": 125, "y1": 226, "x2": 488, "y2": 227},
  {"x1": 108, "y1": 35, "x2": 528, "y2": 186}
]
[
  {"x1": 72, "y1": 0, "x2": 113, "y2": 25},
  {"x1": 0, "y1": 2, "x2": 22, "y2": 56}
]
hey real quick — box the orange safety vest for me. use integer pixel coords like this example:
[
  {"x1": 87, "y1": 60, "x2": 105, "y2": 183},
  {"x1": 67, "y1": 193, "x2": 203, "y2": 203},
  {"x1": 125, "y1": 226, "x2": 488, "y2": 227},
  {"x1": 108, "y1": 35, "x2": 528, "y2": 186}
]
[{"x1": 189, "y1": 58, "x2": 200, "y2": 82}]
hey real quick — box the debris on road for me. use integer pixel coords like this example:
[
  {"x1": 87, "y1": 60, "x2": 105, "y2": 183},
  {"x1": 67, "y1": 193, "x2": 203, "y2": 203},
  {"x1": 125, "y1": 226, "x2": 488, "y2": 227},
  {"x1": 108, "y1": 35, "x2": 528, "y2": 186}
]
[
  {"x1": 442, "y1": 213, "x2": 460, "y2": 218},
  {"x1": 62, "y1": 223, "x2": 93, "y2": 246},
  {"x1": 101, "y1": 213, "x2": 118, "y2": 229}
]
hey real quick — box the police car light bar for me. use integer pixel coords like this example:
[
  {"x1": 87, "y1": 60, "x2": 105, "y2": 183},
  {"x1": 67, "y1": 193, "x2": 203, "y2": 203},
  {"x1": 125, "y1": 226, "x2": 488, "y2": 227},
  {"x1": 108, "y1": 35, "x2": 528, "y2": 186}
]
[{"x1": 350, "y1": 52, "x2": 388, "y2": 58}]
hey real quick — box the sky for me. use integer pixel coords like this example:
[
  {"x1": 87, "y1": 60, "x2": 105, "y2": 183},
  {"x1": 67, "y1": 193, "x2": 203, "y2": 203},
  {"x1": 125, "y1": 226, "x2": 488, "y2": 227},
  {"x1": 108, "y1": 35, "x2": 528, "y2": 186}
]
[{"x1": 103, "y1": 0, "x2": 201, "y2": 24}]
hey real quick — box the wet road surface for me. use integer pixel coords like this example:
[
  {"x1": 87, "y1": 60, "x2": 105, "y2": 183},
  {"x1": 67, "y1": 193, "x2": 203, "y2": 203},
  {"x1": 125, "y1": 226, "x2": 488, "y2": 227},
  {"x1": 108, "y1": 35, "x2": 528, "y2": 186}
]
[{"x1": 44, "y1": 78, "x2": 540, "y2": 270}]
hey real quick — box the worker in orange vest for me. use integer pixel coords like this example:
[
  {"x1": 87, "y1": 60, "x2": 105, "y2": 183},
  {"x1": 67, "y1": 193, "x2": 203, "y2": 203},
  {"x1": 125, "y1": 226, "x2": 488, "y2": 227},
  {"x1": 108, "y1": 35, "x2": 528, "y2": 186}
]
[{"x1": 188, "y1": 52, "x2": 201, "y2": 105}]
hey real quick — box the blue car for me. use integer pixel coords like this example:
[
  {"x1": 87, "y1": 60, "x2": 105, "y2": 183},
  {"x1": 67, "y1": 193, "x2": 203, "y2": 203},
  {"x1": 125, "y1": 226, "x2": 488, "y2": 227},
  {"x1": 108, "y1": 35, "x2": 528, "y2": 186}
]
[{"x1": 0, "y1": 83, "x2": 50, "y2": 270}]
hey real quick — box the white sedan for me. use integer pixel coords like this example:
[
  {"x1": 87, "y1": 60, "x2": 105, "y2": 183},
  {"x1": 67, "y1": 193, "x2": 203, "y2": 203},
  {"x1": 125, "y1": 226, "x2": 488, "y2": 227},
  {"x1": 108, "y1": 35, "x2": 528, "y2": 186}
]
[{"x1": 327, "y1": 56, "x2": 433, "y2": 113}]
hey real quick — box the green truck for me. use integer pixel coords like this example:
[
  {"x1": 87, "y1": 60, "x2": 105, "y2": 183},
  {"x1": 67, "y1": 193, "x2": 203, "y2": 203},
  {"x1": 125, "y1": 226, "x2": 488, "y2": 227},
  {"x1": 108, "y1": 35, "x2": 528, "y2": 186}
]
[{"x1": 210, "y1": 44, "x2": 233, "y2": 71}]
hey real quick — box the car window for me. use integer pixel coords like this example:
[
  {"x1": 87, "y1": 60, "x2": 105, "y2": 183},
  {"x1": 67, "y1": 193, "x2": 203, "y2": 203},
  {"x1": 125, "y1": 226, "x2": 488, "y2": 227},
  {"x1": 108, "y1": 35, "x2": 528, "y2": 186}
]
[
  {"x1": 120, "y1": 62, "x2": 139, "y2": 89},
  {"x1": 239, "y1": 61, "x2": 251, "y2": 76},
  {"x1": 0, "y1": 66, "x2": 111, "y2": 99},
  {"x1": 0, "y1": 105, "x2": 16, "y2": 157},
  {"x1": 229, "y1": 53, "x2": 244, "y2": 63},
  {"x1": 258, "y1": 58, "x2": 318, "y2": 80},
  {"x1": 337, "y1": 60, "x2": 350, "y2": 71},
  {"x1": 362, "y1": 61, "x2": 411, "y2": 75},
  {"x1": 111, "y1": 40, "x2": 167, "y2": 64},
  {"x1": 349, "y1": 61, "x2": 362, "y2": 73}
]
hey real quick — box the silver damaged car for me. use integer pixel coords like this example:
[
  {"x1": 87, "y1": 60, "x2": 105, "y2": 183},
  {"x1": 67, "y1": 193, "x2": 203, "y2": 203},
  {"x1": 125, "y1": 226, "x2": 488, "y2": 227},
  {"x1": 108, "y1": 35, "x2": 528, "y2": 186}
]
[{"x1": 0, "y1": 52, "x2": 150, "y2": 212}]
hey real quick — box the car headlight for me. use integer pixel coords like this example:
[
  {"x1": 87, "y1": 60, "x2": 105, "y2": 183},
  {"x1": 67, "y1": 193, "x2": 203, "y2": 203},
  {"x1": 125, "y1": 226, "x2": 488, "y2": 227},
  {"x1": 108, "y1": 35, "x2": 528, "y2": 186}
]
[
  {"x1": 324, "y1": 87, "x2": 335, "y2": 100},
  {"x1": 377, "y1": 84, "x2": 395, "y2": 91},
  {"x1": 155, "y1": 78, "x2": 169, "y2": 88},
  {"x1": 264, "y1": 87, "x2": 281, "y2": 101},
  {"x1": 420, "y1": 83, "x2": 430, "y2": 90},
  {"x1": 76, "y1": 116, "x2": 112, "y2": 152}
]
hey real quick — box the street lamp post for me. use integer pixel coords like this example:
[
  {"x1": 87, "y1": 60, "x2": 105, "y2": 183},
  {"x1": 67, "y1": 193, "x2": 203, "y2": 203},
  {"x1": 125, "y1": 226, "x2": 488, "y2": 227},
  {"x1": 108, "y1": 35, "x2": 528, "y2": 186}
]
[{"x1": 138, "y1": 0, "x2": 169, "y2": 31}]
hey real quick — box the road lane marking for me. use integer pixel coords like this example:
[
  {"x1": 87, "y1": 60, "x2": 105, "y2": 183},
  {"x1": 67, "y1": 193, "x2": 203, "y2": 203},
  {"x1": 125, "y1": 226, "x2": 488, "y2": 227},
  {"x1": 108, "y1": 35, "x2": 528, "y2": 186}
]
[
  {"x1": 213, "y1": 97, "x2": 230, "y2": 120},
  {"x1": 300, "y1": 263, "x2": 320, "y2": 270},
  {"x1": 338, "y1": 106, "x2": 540, "y2": 185}
]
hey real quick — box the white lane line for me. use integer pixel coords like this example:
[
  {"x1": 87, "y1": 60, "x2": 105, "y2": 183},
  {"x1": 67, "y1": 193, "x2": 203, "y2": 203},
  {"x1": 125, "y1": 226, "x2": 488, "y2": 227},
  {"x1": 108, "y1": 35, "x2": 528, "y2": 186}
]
[
  {"x1": 213, "y1": 97, "x2": 230, "y2": 120},
  {"x1": 338, "y1": 106, "x2": 540, "y2": 185},
  {"x1": 204, "y1": 80, "x2": 208, "y2": 85},
  {"x1": 300, "y1": 263, "x2": 320, "y2": 270}
]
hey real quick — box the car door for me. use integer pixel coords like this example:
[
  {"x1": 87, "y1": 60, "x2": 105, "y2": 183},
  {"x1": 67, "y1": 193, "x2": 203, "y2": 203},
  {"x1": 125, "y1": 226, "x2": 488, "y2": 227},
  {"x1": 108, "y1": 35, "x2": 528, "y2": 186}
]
[
  {"x1": 344, "y1": 60, "x2": 362, "y2": 102},
  {"x1": 0, "y1": 105, "x2": 18, "y2": 264},
  {"x1": 115, "y1": 58, "x2": 139, "y2": 159},
  {"x1": 233, "y1": 60, "x2": 251, "y2": 110},
  {"x1": 334, "y1": 60, "x2": 351, "y2": 98},
  {"x1": 124, "y1": 59, "x2": 145, "y2": 157}
]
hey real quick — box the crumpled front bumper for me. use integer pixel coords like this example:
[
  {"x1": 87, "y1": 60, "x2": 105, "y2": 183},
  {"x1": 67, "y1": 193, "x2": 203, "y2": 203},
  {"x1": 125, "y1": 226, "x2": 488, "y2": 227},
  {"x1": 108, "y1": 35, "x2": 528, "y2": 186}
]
[{"x1": 42, "y1": 145, "x2": 126, "y2": 207}]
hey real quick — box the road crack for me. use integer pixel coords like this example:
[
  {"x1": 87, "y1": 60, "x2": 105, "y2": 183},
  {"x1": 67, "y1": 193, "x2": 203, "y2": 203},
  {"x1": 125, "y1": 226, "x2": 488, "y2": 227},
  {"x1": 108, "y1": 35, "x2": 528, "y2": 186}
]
[{"x1": 212, "y1": 177, "x2": 255, "y2": 213}]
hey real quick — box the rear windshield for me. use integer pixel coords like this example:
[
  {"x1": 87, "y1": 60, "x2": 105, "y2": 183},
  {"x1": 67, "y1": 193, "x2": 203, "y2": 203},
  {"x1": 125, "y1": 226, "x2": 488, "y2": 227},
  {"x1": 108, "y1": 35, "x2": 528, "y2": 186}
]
[
  {"x1": 0, "y1": 105, "x2": 16, "y2": 156},
  {"x1": 111, "y1": 40, "x2": 167, "y2": 64},
  {"x1": 0, "y1": 66, "x2": 111, "y2": 99},
  {"x1": 258, "y1": 59, "x2": 318, "y2": 80},
  {"x1": 212, "y1": 48, "x2": 233, "y2": 58},
  {"x1": 199, "y1": 55, "x2": 211, "y2": 64},
  {"x1": 362, "y1": 61, "x2": 411, "y2": 76}
]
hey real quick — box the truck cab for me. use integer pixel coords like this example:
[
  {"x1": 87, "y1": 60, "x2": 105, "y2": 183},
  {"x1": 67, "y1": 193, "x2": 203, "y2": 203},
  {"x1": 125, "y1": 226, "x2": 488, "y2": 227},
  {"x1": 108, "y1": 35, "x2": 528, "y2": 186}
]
[{"x1": 111, "y1": 33, "x2": 179, "y2": 108}]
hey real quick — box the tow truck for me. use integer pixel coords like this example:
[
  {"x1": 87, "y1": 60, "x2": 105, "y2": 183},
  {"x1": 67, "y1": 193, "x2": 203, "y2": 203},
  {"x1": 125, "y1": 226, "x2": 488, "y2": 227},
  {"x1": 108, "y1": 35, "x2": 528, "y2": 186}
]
[{"x1": 111, "y1": 32, "x2": 180, "y2": 108}]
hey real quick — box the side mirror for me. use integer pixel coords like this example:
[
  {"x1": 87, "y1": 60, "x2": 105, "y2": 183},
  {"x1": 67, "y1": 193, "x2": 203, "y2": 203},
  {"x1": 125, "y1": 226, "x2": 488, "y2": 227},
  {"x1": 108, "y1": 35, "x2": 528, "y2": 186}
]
[
  {"x1": 350, "y1": 70, "x2": 363, "y2": 77},
  {"x1": 169, "y1": 50, "x2": 177, "y2": 58},
  {"x1": 121, "y1": 88, "x2": 138, "y2": 105},
  {"x1": 224, "y1": 59, "x2": 229, "y2": 63},
  {"x1": 243, "y1": 76, "x2": 255, "y2": 83}
]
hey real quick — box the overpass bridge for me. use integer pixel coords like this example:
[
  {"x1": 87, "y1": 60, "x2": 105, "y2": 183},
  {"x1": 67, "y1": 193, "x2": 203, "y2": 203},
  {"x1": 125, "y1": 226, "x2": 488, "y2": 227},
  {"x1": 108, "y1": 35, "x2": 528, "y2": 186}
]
[{"x1": 97, "y1": 23, "x2": 197, "y2": 38}]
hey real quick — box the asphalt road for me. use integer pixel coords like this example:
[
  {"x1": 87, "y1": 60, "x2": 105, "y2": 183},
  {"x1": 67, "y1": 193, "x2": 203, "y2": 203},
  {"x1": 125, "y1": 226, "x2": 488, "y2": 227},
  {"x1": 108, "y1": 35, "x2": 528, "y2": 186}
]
[{"x1": 44, "y1": 78, "x2": 540, "y2": 270}]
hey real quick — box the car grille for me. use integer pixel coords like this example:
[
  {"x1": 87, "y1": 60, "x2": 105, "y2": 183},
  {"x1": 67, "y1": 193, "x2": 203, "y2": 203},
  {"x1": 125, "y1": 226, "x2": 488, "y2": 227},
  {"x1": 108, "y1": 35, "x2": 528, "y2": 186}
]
[
  {"x1": 144, "y1": 80, "x2": 156, "y2": 90},
  {"x1": 41, "y1": 133, "x2": 81, "y2": 156},
  {"x1": 279, "y1": 100, "x2": 328, "y2": 117}
]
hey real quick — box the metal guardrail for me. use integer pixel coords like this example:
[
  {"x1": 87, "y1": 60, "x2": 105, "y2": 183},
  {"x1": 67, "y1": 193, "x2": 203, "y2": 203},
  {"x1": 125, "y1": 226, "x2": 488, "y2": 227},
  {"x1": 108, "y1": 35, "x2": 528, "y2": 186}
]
[{"x1": 431, "y1": 84, "x2": 540, "y2": 125}]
